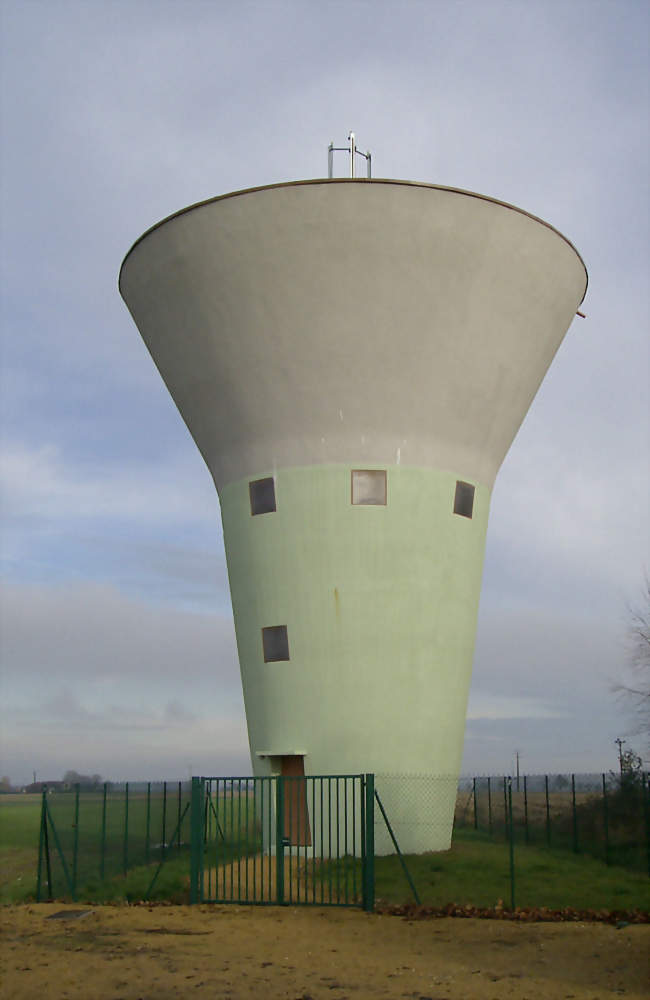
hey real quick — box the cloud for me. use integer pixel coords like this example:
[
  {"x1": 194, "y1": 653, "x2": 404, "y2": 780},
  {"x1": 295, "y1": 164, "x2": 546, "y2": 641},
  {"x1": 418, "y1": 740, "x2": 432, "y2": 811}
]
[
  {"x1": 0, "y1": 585, "x2": 250, "y2": 783},
  {"x1": 466, "y1": 693, "x2": 567, "y2": 722},
  {"x1": 0, "y1": 0, "x2": 647, "y2": 785},
  {"x1": 462, "y1": 598, "x2": 636, "y2": 774},
  {"x1": 1, "y1": 700, "x2": 250, "y2": 784},
  {"x1": 0, "y1": 442, "x2": 217, "y2": 525},
  {"x1": 486, "y1": 433, "x2": 648, "y2": 614},
  {"x1": 9, "y1": 690, "x2": 198, "y2": 732},
  {"x1": 0, "y1": 441, "x2": 230, "y2": 609},
  {"x1": 0, "y1": 580, "x2": 239, "y2": 684}
]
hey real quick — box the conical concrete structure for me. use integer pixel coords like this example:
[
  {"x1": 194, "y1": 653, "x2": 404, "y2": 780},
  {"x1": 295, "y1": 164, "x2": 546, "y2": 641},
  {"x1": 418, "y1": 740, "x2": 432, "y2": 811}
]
[{"x1": 120, "y1": 179, "x2": 587, "y2": 851}]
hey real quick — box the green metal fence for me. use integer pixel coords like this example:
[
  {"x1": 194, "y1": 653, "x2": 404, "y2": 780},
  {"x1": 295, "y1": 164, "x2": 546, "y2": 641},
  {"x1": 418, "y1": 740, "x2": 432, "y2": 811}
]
[
  {"x1": 33, "y1": 770, "x2": 649, "y2": 911},
  {"x1": 190, "y1": 774, "x2": 376, "y2": 909},
  {"x1": 455, "y1": 772, "x2": 650, "y2": 875},
  {"x1": 36, "y1": 781, "x2": 191, "y2": 901}
]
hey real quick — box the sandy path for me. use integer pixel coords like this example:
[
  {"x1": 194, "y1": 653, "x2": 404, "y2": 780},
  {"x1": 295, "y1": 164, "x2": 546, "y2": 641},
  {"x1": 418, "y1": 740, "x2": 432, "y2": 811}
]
[
  {"x1": 1, "y1": 903, "x2": 648, "y2": 1000},
  {"x1": 205, "y1": 852, "x2": 359, "y2": 905}
]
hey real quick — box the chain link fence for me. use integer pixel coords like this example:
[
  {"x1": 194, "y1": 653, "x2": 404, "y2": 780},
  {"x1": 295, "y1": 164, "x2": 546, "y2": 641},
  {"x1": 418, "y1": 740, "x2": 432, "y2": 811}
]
[{"x1": 374, "y1": 774, "x2": 459, "y2": 855}]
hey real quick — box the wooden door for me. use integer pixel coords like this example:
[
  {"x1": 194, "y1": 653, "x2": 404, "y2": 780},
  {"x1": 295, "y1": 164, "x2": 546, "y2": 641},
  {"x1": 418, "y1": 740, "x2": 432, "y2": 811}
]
[{"x1": 280, "y1": 756, "x2": 312, "y2": 846}]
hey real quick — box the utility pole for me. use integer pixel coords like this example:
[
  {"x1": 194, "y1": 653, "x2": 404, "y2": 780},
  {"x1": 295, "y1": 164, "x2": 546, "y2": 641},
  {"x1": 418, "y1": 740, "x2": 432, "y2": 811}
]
[
  {"x1": 615, "y1": 737, "x2": 626, "y2": 775},
  {"x1": 515, "y1": 751, "x2": 521, "y2": 791}
]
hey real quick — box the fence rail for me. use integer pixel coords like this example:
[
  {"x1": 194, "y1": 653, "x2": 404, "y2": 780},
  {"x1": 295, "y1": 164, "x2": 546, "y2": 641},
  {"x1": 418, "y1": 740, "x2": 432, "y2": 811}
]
[{"x1": 33, "y1": 770, "x2": 650, "y2": 910}]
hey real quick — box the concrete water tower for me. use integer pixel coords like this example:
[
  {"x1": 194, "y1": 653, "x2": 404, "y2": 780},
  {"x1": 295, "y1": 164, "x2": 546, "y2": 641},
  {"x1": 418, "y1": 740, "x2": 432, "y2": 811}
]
[{"x1": 119, "y1": 137, "x2": 587, "y2": 852}]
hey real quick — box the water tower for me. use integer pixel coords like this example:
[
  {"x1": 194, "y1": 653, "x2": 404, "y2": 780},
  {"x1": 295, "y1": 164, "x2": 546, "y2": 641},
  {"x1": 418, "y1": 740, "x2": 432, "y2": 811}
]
[{"x1": 119, "y1": 138, "x2": 587, "y2": 852}]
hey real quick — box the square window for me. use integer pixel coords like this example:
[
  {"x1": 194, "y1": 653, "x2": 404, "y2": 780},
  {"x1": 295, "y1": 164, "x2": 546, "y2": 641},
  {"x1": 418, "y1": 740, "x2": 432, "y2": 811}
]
[
  {"x1": 454, "y1": 480, "x2": 475, "y2": 519},
  {"x1": 351, "y1": 469, "x2": 387, "y2": 505},
  {"x1": 262, "y1": 625, "x2": 290, "y2": 662},
  {"x1": 250, "y1": 477, "x2": 276, "y2": 515}
]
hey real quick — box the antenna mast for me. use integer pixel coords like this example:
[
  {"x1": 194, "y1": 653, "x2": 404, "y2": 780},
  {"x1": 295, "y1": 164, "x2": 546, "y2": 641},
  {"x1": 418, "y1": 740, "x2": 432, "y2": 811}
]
[{"x1": 328, "y1": 132, "x2": 372, "y2": 178}]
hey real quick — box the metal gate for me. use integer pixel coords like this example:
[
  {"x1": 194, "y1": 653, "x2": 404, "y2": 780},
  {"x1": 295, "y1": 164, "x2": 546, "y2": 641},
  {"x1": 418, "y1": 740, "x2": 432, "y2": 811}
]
[{"x1": 189, "y1": 775, "x2": 375, "y2": 909}]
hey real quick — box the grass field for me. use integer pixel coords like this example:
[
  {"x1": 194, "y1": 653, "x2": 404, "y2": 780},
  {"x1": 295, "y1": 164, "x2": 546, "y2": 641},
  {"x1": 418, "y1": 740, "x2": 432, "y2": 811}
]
[
  {"x1": 373, "y1": 830, "x2": 650, "y2": 911},
  {"x1": 1, "y1": 793, "x2": 648, "y2": 911},
  {"x1": 0, "y1": 788, "x2": 192, "y2": 903},
  {"x1": 456, "y1": 779, "x2": 649, "y2": 873},
  {"x1": 0, "y1": 794, "x2": 40, "y2": 903}
]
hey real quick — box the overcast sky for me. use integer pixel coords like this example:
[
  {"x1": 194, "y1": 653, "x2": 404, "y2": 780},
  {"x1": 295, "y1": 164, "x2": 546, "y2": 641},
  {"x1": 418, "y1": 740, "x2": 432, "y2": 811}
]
[{"x1": 1, "y1": 0, "x2": 648, "y2": 785}]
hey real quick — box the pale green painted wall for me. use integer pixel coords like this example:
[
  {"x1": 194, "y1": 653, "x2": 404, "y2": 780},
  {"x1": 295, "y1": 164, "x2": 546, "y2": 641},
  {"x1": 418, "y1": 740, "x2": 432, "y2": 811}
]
[{"x1": 220, "y1": 464, "x2": 490, "y2": 788}]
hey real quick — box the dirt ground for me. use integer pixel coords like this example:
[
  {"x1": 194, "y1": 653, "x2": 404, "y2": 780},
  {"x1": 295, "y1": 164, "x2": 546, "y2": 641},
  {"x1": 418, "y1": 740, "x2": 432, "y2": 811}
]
[{"x1": 1, "y1": 903, "x2": 648, "y2": 1000}]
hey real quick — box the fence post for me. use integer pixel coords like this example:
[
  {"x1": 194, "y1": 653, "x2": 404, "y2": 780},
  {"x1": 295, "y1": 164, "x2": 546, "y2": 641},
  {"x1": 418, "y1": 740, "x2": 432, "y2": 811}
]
[
  {"x1": 360, "y1": 775, "x2": 366, "y2": 906},
  {"x1": 40, "y1": 792, "x2": 75, "y2": 899},
  {"x1": 487, "y1": 777, "x2": 492, "y2": 837},
  {"x1": 362, "y1": 774, "x2": 375, "y2": 912},
  {"x1": 72, "y1": 784, "x2": 80, "y2": 896},
  {"x1": 523, "y1": 775, "x2": 529, "y2": 844},
  {"x1": 602, "y1": 773, "x2": 610, "y2": 866},
  {"x1": 643, "y1": 772, "x2": 650, "y2": 879},
  {"x1": 162, "y1": 781, "x2": 167, "y2": 860},
  {"x1": 237, "y1": 778, "x2": 243, "y2": 899},
  {"x1": 145, "y1": 782, "x2": 151, "y2": 865},
  {"x1": 123, "y1": 782, "x2": 129, "y2": 877},
  {"x1": 177, "y1": 781, "x2": 182, "y2": 852},
  {"x1": 189, "y1": 777, "x2": 204, "y2": 904},
  {"x1": 100, "y1": 782, "x2": 107, "y2": 881},
  {"x1": 229, "y1": 782, "x2": 235, "y2": 902},
  {"x1": 571, "y1": 774, "x2": 578, "y2": 853},
  {"x1": 36, "y1": 787, "x2": 49, "y2": 902},
  {"x1": 276, "y1": 777, "x2": 285, "y2": 905},
  {"x1": 545, "y1": 775, "x2": 551, "y2": 846},
  {"x1": 473, "y1": 778, "x2": 478, "y2": 830},
  {"x1": 507, "y1": 777, "x2": 515, "y2": 911},
  {"x1": 44, "y1": 794, "x2": 53, "y2": 899},
  {"x1": 374, "y1": 787, "x2": 420, "y2": 905}
]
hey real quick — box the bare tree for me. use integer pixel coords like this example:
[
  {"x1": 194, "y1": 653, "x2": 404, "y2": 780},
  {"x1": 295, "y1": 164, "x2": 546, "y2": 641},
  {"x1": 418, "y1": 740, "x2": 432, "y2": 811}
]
[{"x1": 615, "y1": 580, "x2": 650, "y2": 756}]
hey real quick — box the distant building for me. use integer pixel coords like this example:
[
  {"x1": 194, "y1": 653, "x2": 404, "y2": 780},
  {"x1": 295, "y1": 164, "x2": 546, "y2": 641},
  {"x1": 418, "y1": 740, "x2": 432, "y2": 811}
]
[{"x1": 23, "y1": 781, "x2": 68, "y2": 794}]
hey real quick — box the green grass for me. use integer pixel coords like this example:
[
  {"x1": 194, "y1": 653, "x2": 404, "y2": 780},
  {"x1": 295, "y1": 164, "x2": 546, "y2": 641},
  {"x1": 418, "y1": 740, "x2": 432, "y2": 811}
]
[
  {"x1": 0, "y1": 795, "x2": 41, "y2": 902},
  {"x1": 77, "y1": 852, "x2": 192, "y2": 903},
  {"x1": 0, "y1": 790, "x2": 260, "y2": 904},
  {"x1": 66, "y1": 835, "x2": 650, "y2": 911},
  {"x1": 372, "y1": 829, "x2": 650, "y2": 911},
  {"x1": 0, "y1": 788, "x2": 193, "y2": 903}
]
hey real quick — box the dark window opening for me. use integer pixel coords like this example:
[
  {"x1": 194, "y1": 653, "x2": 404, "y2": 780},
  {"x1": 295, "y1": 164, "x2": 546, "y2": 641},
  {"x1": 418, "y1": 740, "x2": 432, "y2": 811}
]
[
  {"x1": 454, "y1": 480, "x2": 475, "y2": 519},
  {"x1": 250, "y1": 477, "x2": 276, "y2": 515},
  {"x1": 351, "y1": 469, "x2": 387, "y2": 505},
  {"x1": 262, "y1": 625, "x2": 289, "y2": 662}
]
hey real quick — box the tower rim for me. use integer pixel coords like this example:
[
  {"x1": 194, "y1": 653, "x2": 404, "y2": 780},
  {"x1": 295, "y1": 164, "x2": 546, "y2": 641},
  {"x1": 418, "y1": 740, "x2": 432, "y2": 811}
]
[{"x1": 118, "y1": 177, "x2": 588, "y2": 303}]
